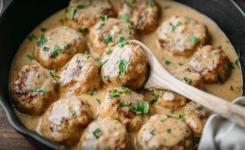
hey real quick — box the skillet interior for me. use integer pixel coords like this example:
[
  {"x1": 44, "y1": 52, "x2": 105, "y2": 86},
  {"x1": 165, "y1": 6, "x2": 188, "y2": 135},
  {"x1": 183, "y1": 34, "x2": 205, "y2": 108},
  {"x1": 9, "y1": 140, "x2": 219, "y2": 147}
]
[{"x1": 0, "y1": 0, "x2": 244, "y2": 149}]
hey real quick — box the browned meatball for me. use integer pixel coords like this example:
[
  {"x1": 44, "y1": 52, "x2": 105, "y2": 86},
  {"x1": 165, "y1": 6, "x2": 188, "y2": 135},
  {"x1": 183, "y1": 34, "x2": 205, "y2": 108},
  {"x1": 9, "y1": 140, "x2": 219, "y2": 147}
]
[
  {"x1": 65, "y1": 0, "x2": 115, "y2": 30},
  {"x1": 59, "y1": 53, "x2": 101, "y2": 98},
  {"x1": 169, "y1": 65, "x2": 205, "y2": 90},
  {"x1": 118, "y1": 0, "x2": 160, "y2": 31},
  {"x1": 89, "y1": 18, "x2": 137, "y2": 55},
  {"x1": 157, "y1": 16, "x2": 208, "y2": 56},
  {"x1": 137, "y1": 114, "x2": 194, "y2": 150},
  {"x1": 101, "y1": 43, "x2": 148, "y2": 90},
  {"x1": 184, "y1": 101, "x2": 213, "y2": 136},
  {"x1": 10, "y1": 65, "x2": 58, "y2": 116},
  {"x1": 149, "y1": 88, "x2": 187, "y2": 109},
  {"x1": 100, "y1": 87, "x2": 149, "y2": 132},
  {"x1": 78, "y1": 117, "x2": 128, "y2": 150},
  {"x1": 35, "y1": 26, "x2": 86, "y2": 69},
  {"x1": 189, "y1": 45, "x2": 231, "y2": 83},
  {"x1": 39, "y1": 96, "x2": 92, "y2": 147}
]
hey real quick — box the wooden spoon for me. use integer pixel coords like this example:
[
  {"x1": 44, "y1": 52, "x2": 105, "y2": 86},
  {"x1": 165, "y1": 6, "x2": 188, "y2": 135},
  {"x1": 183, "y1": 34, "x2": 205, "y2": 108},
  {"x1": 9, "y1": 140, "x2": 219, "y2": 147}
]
[{"x1": 129, "y1": 40, "x2": 245, "y2": 128}]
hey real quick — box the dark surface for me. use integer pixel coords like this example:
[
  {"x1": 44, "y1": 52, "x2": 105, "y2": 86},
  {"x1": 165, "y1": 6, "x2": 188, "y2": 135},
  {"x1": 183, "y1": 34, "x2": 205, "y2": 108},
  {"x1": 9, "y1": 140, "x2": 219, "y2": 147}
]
[{"x1": 0, "y1": 0, "x2": 245, "y2": 149}]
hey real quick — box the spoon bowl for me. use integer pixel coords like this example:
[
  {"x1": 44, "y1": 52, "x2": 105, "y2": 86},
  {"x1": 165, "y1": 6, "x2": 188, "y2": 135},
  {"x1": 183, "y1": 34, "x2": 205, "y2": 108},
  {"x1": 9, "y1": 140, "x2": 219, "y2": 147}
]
[{"x1": 129, "y1": 39, "x2": 245, "y2": 128}]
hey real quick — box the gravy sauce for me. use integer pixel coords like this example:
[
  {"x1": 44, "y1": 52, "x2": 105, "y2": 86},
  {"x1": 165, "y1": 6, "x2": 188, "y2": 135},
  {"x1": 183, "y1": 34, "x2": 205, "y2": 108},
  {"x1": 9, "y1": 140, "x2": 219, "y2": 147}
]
[{"x1": 10, "y1": 0, "x2": 243, "y2": 149}]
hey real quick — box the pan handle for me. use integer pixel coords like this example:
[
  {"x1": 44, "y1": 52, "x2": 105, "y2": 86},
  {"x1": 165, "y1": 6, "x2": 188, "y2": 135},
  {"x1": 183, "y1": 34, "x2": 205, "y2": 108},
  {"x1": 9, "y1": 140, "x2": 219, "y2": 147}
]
[{"x1": 0, "y1": 0, "x2": 13, "y2": 15}]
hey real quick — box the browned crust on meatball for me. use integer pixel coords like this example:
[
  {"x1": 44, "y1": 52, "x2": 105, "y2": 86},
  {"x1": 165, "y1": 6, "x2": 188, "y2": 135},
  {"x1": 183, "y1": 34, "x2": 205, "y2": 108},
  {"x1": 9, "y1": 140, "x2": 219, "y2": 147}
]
[
  {"x1": 157, "y1": 16, "x2": 208, "y2": 56},
  {"x1": 35, "y1": 26, "x2": 86, "y2": 69},
  {"x1": 39, "y1": 96, "x2": 92, "y2": 147},
  {"x1": 189, "y1": 45, "x2": 231, "y2": 83},
  {"x1": 10, "y1": 65, "x2": 58, "y2": 116},
  {"x1": 65, "y1": 0, "x2": 116, "y2": 30},
  {"x1": 118, "y1": 0, "x2": 161, "y2": 31},
  {"x1": 101, "y1": 44, "x2": 148, "y2": 90},
  {"x1": 89, "y1": 18, "x2": 137, "y2": 55}
]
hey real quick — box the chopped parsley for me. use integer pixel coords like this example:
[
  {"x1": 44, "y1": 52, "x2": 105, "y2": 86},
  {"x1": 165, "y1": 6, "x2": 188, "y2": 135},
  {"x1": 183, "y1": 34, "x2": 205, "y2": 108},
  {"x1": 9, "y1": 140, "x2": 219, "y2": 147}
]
[
  {"x1": 64, "y1": 44, "x2": 70, "y2": 50},
  {"x1": 119, "y1": 60, "x2": 128, "y2": 74},
  {"x1": 103, "y1": 35, "x2": 112, "y2": 45},
  {"x1": 77, "y1": 4, "x2": 83, "y2": 9},
  {"x1": 183, "y1": 77, "x2": 191, "y2": 84},
  {"x1": 71, "y1": 110, "x2": 76, "y2": 116},
  {"x1": 50, "y1": 72, "x2": 60, "y2": 79},
  {"x1": 105, "y1": 49, "x2": 112, "y2": 54},
  {"x1": 150, "y1": 129, "x2": 155, "y2": 135},
  {"x1": 93, "y1": 128, "x2": 101, "y2": 139},
  {"x1": 226, "y1": 40, "x2": 230, "y2": 44},
  {"x1": 178, "y1": 109, "x2": 185, "y2": 120},
  {"x1": 130, "y1": 101, "x2": 149, "y2": 115},
  {"x1": 169, "y1": 109, "x2": 175, "y2": 114},
  {"x1": 43, "y1": 47, "x2": 49, "y2": 51},
  {"x1": 214, "y1": 51, "x2": 220, "y2": 55},
  {"x1": 69, "y1": 8, "x2": 77, "y2": 20},
  {"x1": 150, "y1": 99, "x2": 157, "y2": 104},
  {"x1": 161, "y1": 119, "x2": 164, "y2": 122},
  {"x1": 118, "y1": 102, "x2": 132, "y2": 107},
  {"x1": 217, "y1": 74, "x2": 223, "y2": 83},
  {"x1": 101, "y1": 15, "x2": 108, "y2": 22},
  {"x1": 78, "y1": 27, "x2": 88, "y2": 32},
  {"x1": 121, "y1": 86, "x2": 131, "y2": 94},
  {"x1": 148, "y1": 1, "x2": 155, "y2": 7},
  {"x1": 94, "y1": 57, "x2": 100, "y2": 62},
  {"x1": 41, "y1": 28, "x2": 47, "y2": 32},
  {"x1": 27, "y1": 34, "x2": 36, "y2": 42},
  {"x1": 189, "y1": 35, "x2": 199, "y2": 44},
  {"x1": 231, "y1": 86, "x2": 234, "y2": 91},
  {"x1": 235, "y1": 50, "x2": 241, "y2": 69},
  {"x1": 117, "y1": 37, "x2": 128, "y2": 47},
  {"x1": 104, "y1": 76, "x2": 109, "y2": 81},
  {"x1": 51, "y1": 45, "x2": 62, "y2": 58},
  {"x1": 100, "y1": 59, "x2": 108, "y2": 67},
  {"x1": 27, "y1": 51, "x2": 35, "y2": 61},
  {"x1": 120, "y1": 13, "x2": 129, "y2": 22},
  {"x1": 178, "y1": 63, "x2": 184, "y2": 66},
  {"x1": 96, "y1": 99, "x2": 101, "y2": 105},
  {"x1": 167, "y1": 128, "x2": 171, "y2": 133},
  {"x1": 28, "y1": 88, "x2": 48, "y2": 94},
  {"x1": 165, "y1": 60, "x2": 171, "y2": 65},
  {"x1": 124, "y1": 1, "x2": 132, "y2": 7},
  {"x1": 110, "y1": 89, "x2": 123, "y2": 98},
  {"x1": 85, "y1": 55, "x2": 90, "y2": 59},
  {"x1": 217, "y1": 45, "x2": 222, "y2": 49},
  {"x1": 37, "y1": 34, "x2": 47, "y2": 46},
  {"x1": 164, "y1": 6, "x2": 171, "y2": 9},
  {"x1": 116, "y1": 76, "x2": 121, "y2": 82},
  {"x1": 88, "y1": 90, "x2": 94, "y2": 96},
  {"x1": 170, "y1": 21, "x2": 182, "y2": 32}
]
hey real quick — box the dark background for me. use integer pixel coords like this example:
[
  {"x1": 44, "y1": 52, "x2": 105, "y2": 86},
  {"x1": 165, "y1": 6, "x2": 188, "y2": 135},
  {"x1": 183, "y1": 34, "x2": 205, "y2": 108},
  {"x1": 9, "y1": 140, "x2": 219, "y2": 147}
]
[{"x1": 0, "y1": 1, "x2": 245, "y2": 150}]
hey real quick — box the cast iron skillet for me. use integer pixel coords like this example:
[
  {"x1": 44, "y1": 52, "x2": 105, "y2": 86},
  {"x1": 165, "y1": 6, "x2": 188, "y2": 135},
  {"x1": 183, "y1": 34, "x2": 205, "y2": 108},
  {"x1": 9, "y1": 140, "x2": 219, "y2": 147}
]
[{"x1": 0, "y1": 0, "x2": 244, "y2": 149}]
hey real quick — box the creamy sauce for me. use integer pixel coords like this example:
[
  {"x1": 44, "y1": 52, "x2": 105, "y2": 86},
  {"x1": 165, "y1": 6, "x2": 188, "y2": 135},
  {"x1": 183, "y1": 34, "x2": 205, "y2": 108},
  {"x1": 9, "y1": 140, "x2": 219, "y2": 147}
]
[{"x1": 10, "y1": 0, "x2": 243, "y2": 149}]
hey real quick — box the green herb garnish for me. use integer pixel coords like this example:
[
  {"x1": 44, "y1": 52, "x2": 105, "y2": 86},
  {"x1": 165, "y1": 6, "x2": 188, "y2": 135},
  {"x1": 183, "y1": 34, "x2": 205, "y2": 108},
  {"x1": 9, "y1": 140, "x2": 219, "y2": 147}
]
[
  {"x1": 50, "y1": 72, "x2": 60, "y2": 79},
  {"x1": 119, "y1": 60, "x2": 128, "y2": 74},
  {"x1": 93, "y1": 128, "x2": 101, "y2": 139},
  {"x1": 130, "y1": 101, "x2": 149, "y2": 115},
  {"x1": 118, "y1": 102, "x2": 132, "y2": 107},
  {"x1": 183, "y1": 77, "x2": 191, "y2": 83},
  {"x1": 27, "y1": 51, "x2": 35, "y2": 61},
  {"x1": 96, "y1": 99, "x2": 101, "y2": 105},
  {"x1": 103, "y1": 35, "x2": 112, "y2": 45},
  {"x1": 79, "y1": 27, "x2": 88, "y2": 32},
  {"x1": 77, "y1": 4, "x2": 83, "y2": 9},
  {"x1": 150, "y1": 129, "x2": 155, "y2": 135},
  {"x1": 37, "y1": 34, "x2": 47, "y2": 46},
  {"x1": 189, "y1": 35, "x2": 199, "y2": 44},
  {"x1": 71, "y1": 110, "x2": 76, "y2": 116},
  {"x1": 150, "y1": 99, "x2": 157, "y2": 105},
  {"x1": 167, "y1": 128, "x2": 171, "y2": 133},
  {"x1": 165, "y1": 60, "x2": 171, "y2": 65},
  {"x1": 69, "y1": 8, "x2": 77, "y2": 20},
  {"x1": 117, "y1": 37, "x2": 128, "y2": 47},
  {"x1": 41, "y1": 28, "x2": 47, "y2": 32},
  {"x1": 27, "y1": 34, "x2": 36, "y2": 42},
  {"x1": 148, "y1": 1, "x2": 155, "y2": 7},
  {"x1": 28, "y1": 88, "x2": 48, "y2": 94},
  {"x1": 120, "y1": 13, "x2": 129, "y2": 22},
  {"x1": 88, "y1": 90, "x2": 93, "y2": 96},
  {"x1": 104, "y1": 76, "x2": 109, "y2": 81},
  {"x1": 105, "y1": 49, "x2": 112, "y2": 54},
  {"x1": 169, "y1": 21, "x2": 182, "y2": 32},
  {"x1": 110, "y1": 89, "x2": 123, "y2": 98}
]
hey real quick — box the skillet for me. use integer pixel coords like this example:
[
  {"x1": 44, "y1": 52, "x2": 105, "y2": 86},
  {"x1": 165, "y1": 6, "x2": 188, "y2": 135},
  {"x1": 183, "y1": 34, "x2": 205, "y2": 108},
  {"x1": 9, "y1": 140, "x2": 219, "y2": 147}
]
[{"x1": 0, "y1": 0, "x2": 244, "y2": 149}]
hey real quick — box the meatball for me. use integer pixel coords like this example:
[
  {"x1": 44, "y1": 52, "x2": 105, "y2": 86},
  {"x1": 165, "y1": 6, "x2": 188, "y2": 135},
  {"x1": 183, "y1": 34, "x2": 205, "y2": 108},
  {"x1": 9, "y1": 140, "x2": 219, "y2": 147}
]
[
  {"x1": 184, "y1": 101, "x2": 213, "y2": 136},
  {"x1": 78, "y1": 117, "x2": 128, "y2": 150},
  {"x1": 137, "y1": 114, "x2": 193, "y2": 150},
  {"x1": 169, "y1": 65, "x2": 205, "y2": 90},
  {"x1": 149, "y1": 88, "x2": 187, "y2": 109},
  {"x1": 10, "y1": 65, "x2": 58, "y2": 116},
  {"x1": 65, "y1": 0, "x2": 115, "y2": 30},
  {"x1": 100, "y1": 87, "x2": 149, "y2": 131},
  {"x1": 118, "y1": 0, "x2": 160, "y2": 31},
  {"x1": 189, "y1": 45, "x2": 231, "y2": 83},
  {"x1": 101, "y1": 43, "x2": 148, "y2": 90},
  {"x1": 59, "y1": 53, "x2": 101, "y2": 98},
  {"x1": 35, "y1": 26, "x2": 86, "y2": 69},
  {"x1": 157, "y1": 16, "x2": 208, "y2": 56},
  {"x1": 39, "y1": 96, "x2": 92, "y2": 147},
  {"x1": 89, "y1": 18, "x2": 137, "y2": 55}
]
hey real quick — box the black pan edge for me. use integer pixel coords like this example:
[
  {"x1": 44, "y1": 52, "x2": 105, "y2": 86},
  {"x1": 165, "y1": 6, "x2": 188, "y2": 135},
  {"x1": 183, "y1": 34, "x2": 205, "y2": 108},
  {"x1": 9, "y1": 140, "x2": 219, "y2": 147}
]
[{"x1": 0, "y1": 0, "x2": 244, "y2": 149}]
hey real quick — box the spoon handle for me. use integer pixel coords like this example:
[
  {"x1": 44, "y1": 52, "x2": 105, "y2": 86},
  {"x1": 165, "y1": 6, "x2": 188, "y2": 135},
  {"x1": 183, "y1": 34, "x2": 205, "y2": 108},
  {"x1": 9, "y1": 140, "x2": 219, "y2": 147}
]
[{"x1": 130, "y1": 40, "x2": 245, "y2": 128}]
